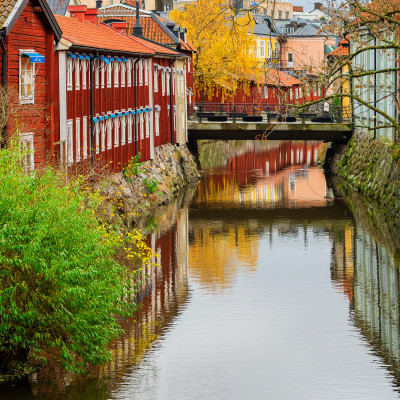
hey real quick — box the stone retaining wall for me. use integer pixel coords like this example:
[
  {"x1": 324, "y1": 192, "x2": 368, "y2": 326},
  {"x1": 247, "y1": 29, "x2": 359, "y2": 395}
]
[{"x1": 325, "y1": 129, "x2": 400, "y2": 217}]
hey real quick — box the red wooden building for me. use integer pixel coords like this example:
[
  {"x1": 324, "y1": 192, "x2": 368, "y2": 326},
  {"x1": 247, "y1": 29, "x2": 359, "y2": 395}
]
[
  {"x1": 54, "y1": 6, "x2": 182, "y2": 172},
  {"x1": 0, "y1": 0, "x2": 62, "y2": 170}
]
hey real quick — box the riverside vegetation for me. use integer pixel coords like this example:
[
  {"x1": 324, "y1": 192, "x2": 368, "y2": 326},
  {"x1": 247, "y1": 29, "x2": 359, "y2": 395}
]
[{"x1": 0, "y1": 140, "x2": 159, "y2": 383}]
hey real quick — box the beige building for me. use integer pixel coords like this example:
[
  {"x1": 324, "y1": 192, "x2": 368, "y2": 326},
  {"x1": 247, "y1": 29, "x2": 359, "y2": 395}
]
[{"x1": 241, "y1": 0, "x2": 293, "y2": 19}]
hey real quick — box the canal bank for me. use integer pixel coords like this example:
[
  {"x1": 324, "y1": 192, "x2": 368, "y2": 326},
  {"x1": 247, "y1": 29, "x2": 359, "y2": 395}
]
[
  {"x1": 94, "y1": 143, "x2": 201, "y2": 228},
  {"x1": 325, "y1": 129, "x2": 400, "y2": 218}
]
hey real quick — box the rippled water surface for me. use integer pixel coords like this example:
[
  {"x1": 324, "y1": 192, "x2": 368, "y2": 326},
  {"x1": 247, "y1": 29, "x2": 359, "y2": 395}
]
[{"x1": 3, "y1": 141, "x2": 400, "y2": 399}]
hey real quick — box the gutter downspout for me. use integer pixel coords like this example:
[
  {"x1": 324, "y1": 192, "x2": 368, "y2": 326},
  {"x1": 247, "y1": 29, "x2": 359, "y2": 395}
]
[
  {"x1": 169, "y1": 57, "x2": 176, "y2": 145},
  {"x1": 89, "y1": 52, "x2": 98, "y2": 169},
  {"x1": 0, "y1": 31, "x2": 7, "y2": 148},
  {"x1": 134, "y1": 55, "x2": 142, "y2": 156}
]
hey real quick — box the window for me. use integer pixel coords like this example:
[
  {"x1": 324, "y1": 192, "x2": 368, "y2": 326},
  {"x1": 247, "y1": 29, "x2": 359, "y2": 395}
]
[
  {"x1": 83, "y1": 116, "x2": 88, "y2": 159},
  {"x1": 139, "y1": 59, "x2": 143, "y2": 86},
  {"x1": 287, "y1": 52, "x2": 294, "y2": 68},
  {"x1": 145, "y1": 111, "x2": 150, "y2": 138},
  {"x1": 181, "y1": 110, "x2": 185, "y2": 133},
  {"x1": 107, "y1": 62, "x2": 112, "y2": 88},
  {"x1": 121, "y1": 62, "x2": 126, "y2": 87},
  {"x1": 95, "y1": 122, "x2": 100, "y2": 154},
  {"x1": 67, "y1": 119, "x2": 73, "y2": 165},
  {"x1": 260, "y1": 41, "x2": 265, "y2": 58},
  {"x1": 139, "y1": 112, "x2": 144, "y2": 140},
  {"x1": 114, "y1": 62, "x2": 119, "y2": 88},
  {"x1": 162, "y1": 69, "x2": 165, "y2": 95},
  {"x1": 101, "y1": 60, "x2": 105, "y2": 89},
  {"x1": 253, "y1": 41, "x2": 258, "y2": 57},
  {"x1": 75, "y1": 59, "x2": 80, "y2": 90},
  {"x1": 95, "y1": 60, "x2": 99, "y2": 89},
  {"x1": 82, "y1": 59, "x2": 87, "y2": 90},
  {"x1": 101, "y1": 121, "x2": 106, "y2": 152},
  {"x1": 155, "y1": 107, "x2": 160, "y2": 136},
  {"x1": 114, "y1": 116, "x2": 119, "y2": 147},
  {"x1": 20, "y1": 132, "x2": 34, "y2": 172},
  {"x1": 145, "y1": 59, "x2": 149, "y2": 85},
  {"x1": 19, "y1": 54, "x2": 35, "y2": 104},
  {"x1": 264, "y1": 86, "x2": 268, "y2": 98},
  {"x1": 167, "y1": 70, "x2": 170, "y2": 95},
  {"x1": 67, "y1": 58, "x2": 73, "y2": 91},
  {"x1": 127, "y1": 59, "x2": 132, "y2": 87},
  {"x1": 286, "y1": 11, "x2": 289, "y2": 19},
  {"x1": 154, "y1": 66, "x2": 158, "y2": 92},
  {"x1": 279, "y1": 10, "x2": 282, "y2": 19},
  {"x1": 107, "y1": 117, "x2": 112, "y2": 149},
  {"x1": 127, "y1": 113, "x2": 133, "y2": 143},
  {"x1": 75, "y1": 118, "x2": 81, "y2": 162},
  {"x1": 121, "y1": 114, "x2": 126, "y2": 145}
]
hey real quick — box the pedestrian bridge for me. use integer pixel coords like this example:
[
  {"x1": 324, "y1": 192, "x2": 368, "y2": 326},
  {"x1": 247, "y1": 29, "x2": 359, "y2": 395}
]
[{"x1": 187, "y1": 121, "x2": 353, "y2": 143}]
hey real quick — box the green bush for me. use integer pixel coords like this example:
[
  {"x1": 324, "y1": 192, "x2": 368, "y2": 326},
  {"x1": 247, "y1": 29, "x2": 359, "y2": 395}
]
[
  {"x1": 123, "y1": 153, "x2": 145, "y2": 182},
  {"x1": 0, "y1": 142, "x2": 142, "y2": 375},
  {"x1": 143, "y1": 177, "x2": 159, "y2": 193}
]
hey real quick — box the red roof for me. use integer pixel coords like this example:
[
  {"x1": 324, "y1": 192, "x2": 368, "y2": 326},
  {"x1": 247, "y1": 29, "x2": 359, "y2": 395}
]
[
  {"x1": 263, "y1": 70, "x2": 301, "y2": 87},
  {"x1": 55, "y1": 14, "x2": 155, "y2": 55},
  {"x1": 328, "y1": 35, "x2": 349, "y2": 57}
]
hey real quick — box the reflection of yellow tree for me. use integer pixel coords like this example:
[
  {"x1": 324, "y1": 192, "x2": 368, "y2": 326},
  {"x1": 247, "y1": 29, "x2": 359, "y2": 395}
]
[
  {"x1": 170, "y1": 0, "x2": 261, "y2": 100},
  {"x1": 189, "y1": 224, "x2": 258, "y2": 291}
]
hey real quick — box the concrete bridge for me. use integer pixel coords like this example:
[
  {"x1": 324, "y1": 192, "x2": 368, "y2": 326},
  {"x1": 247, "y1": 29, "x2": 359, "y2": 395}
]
[{"x1": 187, "y1": 121, "x2": 353, "y2": 143}]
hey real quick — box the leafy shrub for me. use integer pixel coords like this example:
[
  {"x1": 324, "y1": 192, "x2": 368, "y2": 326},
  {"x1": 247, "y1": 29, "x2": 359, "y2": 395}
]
[
  {"x1": 143, "y1": 177, "x2": 159, "y2": 193},
  {"x1": 0, "y1": 142, "x2": 152, "y2": 374},
  {"x1": 123, "y1": 153, "x2": 145, "y2": 182}
]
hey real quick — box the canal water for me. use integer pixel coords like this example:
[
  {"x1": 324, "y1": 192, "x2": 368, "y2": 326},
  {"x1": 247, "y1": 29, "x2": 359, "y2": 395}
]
[{"x1": 3, "y1": 140, "x2": 400, "y2": 399}]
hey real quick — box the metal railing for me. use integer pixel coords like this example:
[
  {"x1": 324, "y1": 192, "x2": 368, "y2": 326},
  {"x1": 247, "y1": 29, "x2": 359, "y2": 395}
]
[{"x1": 188, "y1": 102, "x2": 351, "y2": 123}]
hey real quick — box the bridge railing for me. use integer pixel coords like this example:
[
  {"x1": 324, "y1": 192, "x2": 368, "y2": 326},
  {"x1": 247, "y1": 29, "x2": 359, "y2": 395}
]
[{"x1": 188, "y1": 103, "x2": 351, "y2": 123}]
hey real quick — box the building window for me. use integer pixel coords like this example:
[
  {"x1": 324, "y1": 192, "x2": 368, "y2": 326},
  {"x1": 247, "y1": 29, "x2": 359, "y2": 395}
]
[
  {"x1": 82, "y1": 59, "x2": 87, "y2": 90},
  {"x1": 19, "y1": 54, "x2": 35, "y2": 104},
  {"x1": 75, "y1": 59, "x2": 80, "y2": 90},
  {"x1": 154, "y1": 66, "x2": 158, "y2": 92},
  {"x1": 107, "y1": 117, "x2": 112, "y2": 149},
  {"x1": 67, "y1": 58, "x2": 73, "y2": 91},
  {"x1": 121, "y1": 63, "x2": 126, "y2": 87},
  {"x1": 260, "y1": 40, "x2": 265, "y2": 58},
  {"x1": 155, "y1": 107, "x2": 160, "y2": 136},
  {"x1": 95, "y1": 60, "x2": 99, "y2": 89},
  {"x1": 127, "y1": 113, "x2": 133, "y2": 143},
  {"x1": 287, "y1": 52, "x2": 294, "y2": 68},
  {"x1": 127, "y1": 59, "x2": 132, "y2": 87},
  {"x1": 279, "y1": 10, "x2": 282, "y2": 19},
  {"x1": 121, "y1": 114, "x2": 126, "y2": 145},
  {"x1": 267, "y1": 41, "x2": 273, "y2": 58},
  {"x1": 95, "y1": 122, "x2": 100, "y2": 154},
  {"x1": 145, "y1": 59, "x2": 149, "y2": 85},
  {"x1": 107, "y1": 62, "x2": 112, "y2": 88},
  {"x1": 139, "y1": 112, "x2": 144, "y2": 140},
  {"x1": 114, "y1": 62, "x2": 119, "y2": 88},
  {"x1": 101, "y1": 60, "x2": 105, "y2": 89},
  {"x1": 67, "y1": 119, "x2": 73, "y2": 165},
  {"x1": 101, "y1": 121, "x2": 106, "y2": 152},
  {"x1": 20, "y1": 132, "x2": 34, "y2": 172},
  {"x1": 83, "y1": 116, "x2": 88, "y2": 159},
  {"x1": 75, "y1": 118, "x2": 81, "y2": 162},
  {"x1": 167, "y1": 70, "x2": 170, "y2": 95},
  {"x1": 286, "y1": 11, "x2": 289, "y2": 19},
  {"x1": 114, "y1": 116, "x2": 119, "y2": 147},
  {"x1": 162, "y1": 69, "x2": 165, "y2": 95},
  {"x1": 146, "y1": 110, "x2": 150, "y2": 138},
  {"x1": 264, "y1": 86, "x2": 268, "y2": 98},
  {"x1": 139, "y1": 59, "x2": 143, "y2": 86}
]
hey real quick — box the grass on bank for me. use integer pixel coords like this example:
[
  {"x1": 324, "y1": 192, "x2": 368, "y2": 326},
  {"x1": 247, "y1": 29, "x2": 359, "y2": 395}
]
[{"x1": 0, "y1": 140, "x2": 157, "y2": 381}]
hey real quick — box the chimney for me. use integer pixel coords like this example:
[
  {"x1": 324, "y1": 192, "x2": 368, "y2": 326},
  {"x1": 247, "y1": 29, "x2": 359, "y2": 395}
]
[
  {"x1": 314, "y1": 2, "x2": 322, "y2": 10},
  {"x1": 68, "y1": 5, "x2": 87, "y2": 22},
  {"x1": 133, "y1": 1, "x2": 143, "y2": 36},
  {"x1": 85, "y1": 8, "x2": 99, "y2": 24},
  {"x1": 112, "y1": 22, "x2": 128, "y2": 34},
  {"x1": 96, "y1": 0, "x2": 102, "y2": 8}
]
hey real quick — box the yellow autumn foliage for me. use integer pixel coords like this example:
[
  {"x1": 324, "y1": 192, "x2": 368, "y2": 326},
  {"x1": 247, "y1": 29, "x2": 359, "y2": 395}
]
[{"x1": 170, "y1": 0, "x2": 262, "y2": 100}]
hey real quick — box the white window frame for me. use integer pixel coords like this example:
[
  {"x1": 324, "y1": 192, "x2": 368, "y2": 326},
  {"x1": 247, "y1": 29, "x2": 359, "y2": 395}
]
[
  {"x1": 95, "y1": 59, "x2": 99, "y2": 89},
  {"x1": 107, "y1": 62, "x2": 112, "y2": 88},
  {"x1": 121, "y1": 62, "x2": 126, "y2": 87},
  {"x1": 154, "y1": 65, "x2": 159, "y2": 92},
  {"x1": 127, "y1": 113, "x2": 133, "y2": 143},
  {"x1": 114, "y1": 61, "x2": 119, "y2": 88},
  {"x1": 20, "y1": 132, "x2": 35, "y2": 172},
  {"x1": 264, "y1": 86, "x2": 268, "y2": 98},
  {"x1": 162, "y1": 69, "x2": 166, "y2": 95},
  {"x1": 19, "y1": 50, "x2": 35, "y2": 104},
  {"x1": 67, "y1": 119, "x2": 73, "y2": 165},
  {"x1": 260, "y1": 40, "x2": 265, "y2": 58},
  {"x1": 94, "y1": 122, "x2": 100, "y2": 154},
  {"x1": 287, "y1": 52, "x2": 294, "y2": 68},
  {"x1": 121, "y1": 114, "x2": 126, "y2": 145},
  {"x1": 67, "y1": 57, "x2": 73, "y2": 91},
  {"x1": 75, "y1": 58, "x2": 80, "y2": 90},
  {"x1": 107, "y1": 116, "x2": 112, "y2": 149},
  {"x1": 167, "y1": 70, "x2": 170, "y2": 95},
  {"x1": 155, "y1": 107, "x2": 160, "y2": 136},
  {"x1": 101, "y1": 120, "x2": 106, "y2": 152},
  {"x1": 101, "y1": 60, "x2": 105, "y2": 89},
  {"x1": 75, "y1": 118, "x2": 81, "y2": 162},
  {"x1": 127, "y1": 59, "x2": 132, "y2": 87},
  {"x1": 139, "y1": 59, "x2": 143, "y2": 86},
  {"x1": 82, "y1": 59, "x2": 87, "y2": 90},
  {"x1": 114, "y1": 116, "x2": 119, "y2": 147},
  {"x1": 139, "y1": 112, "x2": 144, "y2": 140},
  {"x1": 145, "y1": 110, "x2": 150, "y2": 138},
  {"x1": 82, "y1": 116, "x2": 88, "y2": 159},
  {"x1": 144, "y1": 59, "x2": 149, "y2": 85}
]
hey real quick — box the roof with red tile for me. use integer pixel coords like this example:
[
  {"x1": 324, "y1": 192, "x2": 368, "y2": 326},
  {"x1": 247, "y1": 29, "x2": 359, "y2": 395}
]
[
  {"x1": 0, "y1": 0, "x2": 18, "y2": 29},
  {"x1": 263, "y1": 70, "x2": 301, "y2": 87},
  {"x1": 55, "y1": 14, "x2": 155, "y2": 55},
  {"x1": 130, "y1": 34, "x2": 181, "y2": 56},
  {"x1": 328, "y1": 36, "x2": 349, "y2": 57},
  {"x1": 98, "y1": 5, "x2": 177, "y2": 45}
]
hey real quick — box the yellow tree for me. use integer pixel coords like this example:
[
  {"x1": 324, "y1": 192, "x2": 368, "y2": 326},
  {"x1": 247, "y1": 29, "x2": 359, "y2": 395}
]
[{"x1": 170, "y1": 0, "x2": 262, "y2": 101}]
